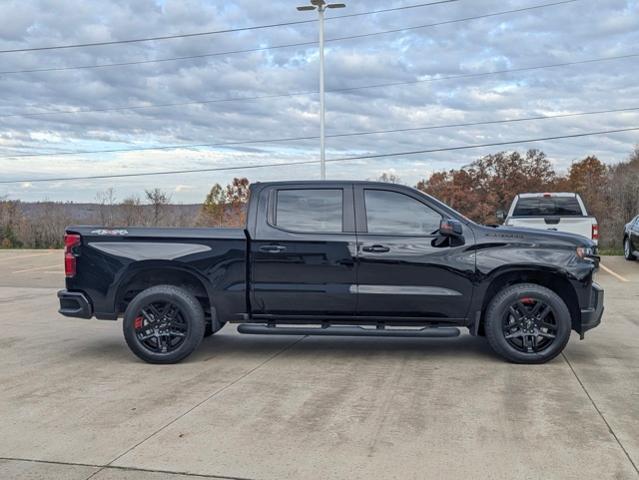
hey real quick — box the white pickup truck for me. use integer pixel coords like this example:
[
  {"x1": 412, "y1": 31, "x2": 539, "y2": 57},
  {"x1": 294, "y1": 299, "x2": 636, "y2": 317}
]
[{"x1": 502, "y1": 192, "x2": 598, "y2": 245}]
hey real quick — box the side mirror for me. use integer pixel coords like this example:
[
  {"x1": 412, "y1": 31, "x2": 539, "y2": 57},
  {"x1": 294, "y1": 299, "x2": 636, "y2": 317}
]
[
  {"x1": 496, "y1": 210, "x2": 506, "y2": 222},
  {"x1": 439, "y1": 218, "x2": 463, "y2": 237}
]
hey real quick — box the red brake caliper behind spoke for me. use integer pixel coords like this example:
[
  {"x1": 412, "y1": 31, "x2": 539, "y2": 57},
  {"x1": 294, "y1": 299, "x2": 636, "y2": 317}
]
[{"x1": 134, "y1": 316, "x2": 143, "y2": 330}]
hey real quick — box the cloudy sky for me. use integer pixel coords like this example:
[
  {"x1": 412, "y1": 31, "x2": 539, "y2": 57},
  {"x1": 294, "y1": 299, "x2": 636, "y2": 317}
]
[{"x1": 0, "y1": 0, "x2": 638, "y2": 203}]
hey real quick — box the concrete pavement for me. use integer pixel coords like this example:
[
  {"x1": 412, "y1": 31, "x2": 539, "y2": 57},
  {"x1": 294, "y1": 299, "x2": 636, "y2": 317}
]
[{"x1": 0, "y1": 250, "x2": 638, "y2": 479}]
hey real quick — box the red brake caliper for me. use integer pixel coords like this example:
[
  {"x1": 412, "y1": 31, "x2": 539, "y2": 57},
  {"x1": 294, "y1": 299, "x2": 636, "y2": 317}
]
[
  {"x1": 134, "y1": 316, "x2": 143, "y2": 330},
  {"x1": 520, "y1": 297, "x2": 534, "y2": 305}
]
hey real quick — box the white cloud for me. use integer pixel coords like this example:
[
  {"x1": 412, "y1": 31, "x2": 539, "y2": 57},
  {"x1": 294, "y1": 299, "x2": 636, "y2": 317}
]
[
  {"x1": 174, "y1": 184, "x2": 194, "y2": 192},
  {"x1": 0, "y1": 0, "x2": 638, "y2": 202}
]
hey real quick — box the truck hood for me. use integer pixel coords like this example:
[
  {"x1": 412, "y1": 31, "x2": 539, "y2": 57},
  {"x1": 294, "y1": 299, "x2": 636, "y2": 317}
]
[{"x1": 473, "y1": 224, "x2": 596, "y2": 248}]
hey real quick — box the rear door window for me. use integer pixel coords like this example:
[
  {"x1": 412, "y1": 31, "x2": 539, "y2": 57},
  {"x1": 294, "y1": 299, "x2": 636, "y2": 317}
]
[
  {"x1": 275, "y1": 189, "x2": 343, "y2": 232},
  {"x1": 512, "y1": 197, "x2": 583, "y2": 216}
]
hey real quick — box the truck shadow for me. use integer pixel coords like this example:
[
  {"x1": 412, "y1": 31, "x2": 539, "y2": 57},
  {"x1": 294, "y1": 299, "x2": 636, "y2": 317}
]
[
  {"x1": 194, "y1": 328, "x2": 499, "y2": 363},
  {"x1": 65, "y1": 326, "x2": 498, "y2": 364}
]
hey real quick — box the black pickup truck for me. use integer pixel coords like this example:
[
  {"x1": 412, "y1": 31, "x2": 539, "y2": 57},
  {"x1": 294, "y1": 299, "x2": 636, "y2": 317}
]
[{"x1": 58, "y1": 181, "x2": 603, "y2": 364}]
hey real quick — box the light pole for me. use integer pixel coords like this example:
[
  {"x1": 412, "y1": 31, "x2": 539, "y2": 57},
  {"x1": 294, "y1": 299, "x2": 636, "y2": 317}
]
[{"x1": 296, "y1": 0, "x2": 346, "y2": 180}]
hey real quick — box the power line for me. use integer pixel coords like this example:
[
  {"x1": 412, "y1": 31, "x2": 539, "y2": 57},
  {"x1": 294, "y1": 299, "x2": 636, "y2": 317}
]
[
  {"x1": 0, "y1": 0, "x2": 576, "y2": 75},
  {"x1": 3, "y1": 51, "x2": 636, "y2": 119},
  {"x1": 4, "y1": 105, "x2": 639, "y2": 159},
  {"x1": 0, "y1": 0, "x2": 461, "y2": 55},
  {"x1": 2, "y1": 126, "x2": 637, "y2": 185},
  {"x1": 323, "y1": 0, "x2": 579, "y2": 44},
  {"x1": 0, "y1": 19, "x2": 316, "y2": 54},
  {"x1": 334, "y1": 0, "x2": 461, "y2": 18},
  {"x1": 0, "y1": 41, "x2": 318, "y2": 76}
]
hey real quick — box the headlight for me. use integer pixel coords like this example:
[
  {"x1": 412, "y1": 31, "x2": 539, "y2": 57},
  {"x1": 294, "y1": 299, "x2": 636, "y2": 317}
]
[{"x1": 576, "y1": 246, "x2": 595, "y2": 259}]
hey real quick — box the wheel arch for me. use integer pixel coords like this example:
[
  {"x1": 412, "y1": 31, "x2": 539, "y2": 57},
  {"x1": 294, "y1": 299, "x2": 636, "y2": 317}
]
[
  {"x1": 477, "y1": 267, "x2": 580, "y2": 336},
  {"x1": 114, "y1": 262, "x2": 217, "y2": 323}
]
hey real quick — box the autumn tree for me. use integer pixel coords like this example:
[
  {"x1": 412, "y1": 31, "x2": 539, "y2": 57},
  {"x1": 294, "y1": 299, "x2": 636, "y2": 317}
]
[
  {"x1": 417, "y1": 149, "x2": 556, "y2": 224},
  {"x1": 119, "y1": 195, "x2": 145, "y2": 226},
  {"x1": 0, "y1": 198, "x2": 24, "y2": 248},
  {"x1": 199, "y1": 183, "x2": 226, "y2": 226},
  {"x1": 145, "y1": 188, "x2": 171, "y2": 226},
  {"x1": 225, "y1": 177, "x2": 250, "y2": 227},
  {"x1": 567, "y1": 156, "x2": 607, "y2": 215},
  {"x1": 377, "y1": 172, "x2": 402, "y2": 184},
  {"x1": 96, "y1": 187, "x2": 117, "y2": 227},
  {"x1": 198, "y1": 178, "x2": 250, "y2": 227},
  {"x1": 471, "y1": 149, "x2": 556, "y2": 214},
  {"x1": 20, "y1": 201, "x2": 71, "y2": 248},
  {"x1": 605, "y1": 148, "x2": 639, "y2": 241},
  {"x1": 417, "y1": 169, "x2": 495, "y2": 221}
]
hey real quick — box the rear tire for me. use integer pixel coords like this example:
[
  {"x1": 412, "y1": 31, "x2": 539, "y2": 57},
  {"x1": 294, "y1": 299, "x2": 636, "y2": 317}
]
[
  {"x1": 624, "y1": 237, "x2": 636, "y2": 261},
  {"x1": 484, "y1": 283, "x2": 571, "y2": 364},
  {"x1": 123, "y1": 285, "x2": 205, "y2": 364}
]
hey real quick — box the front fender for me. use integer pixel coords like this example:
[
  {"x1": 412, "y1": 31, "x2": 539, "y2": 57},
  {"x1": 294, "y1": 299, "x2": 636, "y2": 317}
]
[{"x1": 470, "y1": 245, "x2": 596, "y2": 334}]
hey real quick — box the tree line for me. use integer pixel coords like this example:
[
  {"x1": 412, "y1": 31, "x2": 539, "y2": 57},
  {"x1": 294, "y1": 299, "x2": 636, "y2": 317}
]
[
  {"x1": 417, "y1": 147, "x2": 639, "y2": 250},
  {"x1": 0, "y1": 188, "x2": 194, "y2": 249},
  {"x1": 1, "y1": 147, "x2": 637, "y2": 250}
]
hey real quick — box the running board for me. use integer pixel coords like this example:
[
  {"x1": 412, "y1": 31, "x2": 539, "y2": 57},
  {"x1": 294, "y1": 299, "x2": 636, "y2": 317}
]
[{"x1": 237, "y1": 324, "x2": 460, "y2": 338}]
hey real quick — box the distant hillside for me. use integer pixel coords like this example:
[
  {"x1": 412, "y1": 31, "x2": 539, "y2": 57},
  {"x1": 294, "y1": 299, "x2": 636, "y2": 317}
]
[{"x1": 18, "y1": 202, "x2": 201, "y2": 224}]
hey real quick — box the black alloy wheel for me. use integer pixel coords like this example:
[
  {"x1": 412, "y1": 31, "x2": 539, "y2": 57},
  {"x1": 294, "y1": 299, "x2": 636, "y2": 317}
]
[
  {"x1": 485, "y1": 283, "x2": 571, "y2": 364},
  {"x1": 134, "y1": 301, "x2": 189, "y2": 354},
  {"x1": 502, "y1": 297, "x2": 557, "y2": 354},
  {"x1": 123, "y1": 285, "x2": 205, "y2": 364}
]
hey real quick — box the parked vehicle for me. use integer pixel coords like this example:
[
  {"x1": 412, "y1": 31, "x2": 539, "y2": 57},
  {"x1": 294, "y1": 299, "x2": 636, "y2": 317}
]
[
  {"x1": 58, "y1": 181, "x2": 603, "y2": 365},
  {"x1": 624, "y1": 215, "x2": 639, "y2": 261},
  {"x1": 501, "y1": 193, "x2": 598, "y2": 245}
]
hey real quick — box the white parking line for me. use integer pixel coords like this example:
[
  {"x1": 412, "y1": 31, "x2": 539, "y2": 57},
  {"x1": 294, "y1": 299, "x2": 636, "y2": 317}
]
[
  {"x1": 12, "y1": 264, "x2": 62, "y2": 274},
  {"x1": 600, "y1": 263, "x2": 629, "y2": 283}
]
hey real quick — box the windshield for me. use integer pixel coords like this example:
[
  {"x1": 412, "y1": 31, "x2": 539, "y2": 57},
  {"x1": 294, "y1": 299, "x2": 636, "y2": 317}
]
[{"x1": 513, "y1": 196, "x2": 584, "y2": 217}]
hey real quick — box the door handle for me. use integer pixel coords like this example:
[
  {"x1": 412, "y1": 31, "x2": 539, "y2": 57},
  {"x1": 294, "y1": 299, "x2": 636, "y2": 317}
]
[
  {"x1": 362, "y1": 244, "x2": 390, "y2": 253},
  {"x1": 258, "y1": 244, "x2": 287, "y2": 253}
]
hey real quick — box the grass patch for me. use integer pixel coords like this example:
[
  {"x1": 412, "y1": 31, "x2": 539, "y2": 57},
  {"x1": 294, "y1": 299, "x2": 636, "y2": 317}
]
[{"x1": 598, "y1": 248, "x2": 623, "y2": 256}]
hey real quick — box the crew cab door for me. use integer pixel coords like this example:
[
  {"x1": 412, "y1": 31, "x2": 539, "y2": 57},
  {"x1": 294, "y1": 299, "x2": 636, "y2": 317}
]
[
  {"x1": 250, "y1": 184, "x2": 357, "y2": 316},
  {"x1": 354, "y1": 185, "x2": 475, "y2": 321}
]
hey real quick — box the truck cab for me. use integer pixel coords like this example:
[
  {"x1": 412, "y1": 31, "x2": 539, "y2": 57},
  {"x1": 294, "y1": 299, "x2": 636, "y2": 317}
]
[{"x1": 247, "y1": 181, "x2": 475, "y2": 323}]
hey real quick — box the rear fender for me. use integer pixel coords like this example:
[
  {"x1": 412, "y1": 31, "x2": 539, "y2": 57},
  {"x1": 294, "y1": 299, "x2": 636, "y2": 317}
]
[{"x1": 112, "y1": 261, "x2": 219, "y2": 321}]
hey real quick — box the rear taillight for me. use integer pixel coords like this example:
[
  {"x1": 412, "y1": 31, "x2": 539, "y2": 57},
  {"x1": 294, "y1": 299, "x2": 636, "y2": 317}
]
[
  {"x1": 64, "y1": 233, "x2": 81, "y2": 278},
  {"x1": 591, "y1": 224, "x2": 599, "y2": 241}
]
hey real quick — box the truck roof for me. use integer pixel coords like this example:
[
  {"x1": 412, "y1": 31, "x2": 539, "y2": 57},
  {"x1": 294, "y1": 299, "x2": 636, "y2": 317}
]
[
  {"x1": 516, "y1": 192, "x2": 579, "y2": 198},
  {"x1": 252, "y1": 180, "x2": 400, "y2": 187}
]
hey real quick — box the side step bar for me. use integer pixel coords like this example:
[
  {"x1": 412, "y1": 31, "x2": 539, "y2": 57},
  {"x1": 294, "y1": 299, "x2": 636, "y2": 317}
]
[{"x1": 237, "y1": 324, "x2": 460, "y2": 338}]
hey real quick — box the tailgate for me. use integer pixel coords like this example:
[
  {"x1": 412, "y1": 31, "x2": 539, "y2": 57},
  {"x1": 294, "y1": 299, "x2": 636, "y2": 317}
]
[{"x1": 507, "y1": 217, "x2": 596, "y2": 242}]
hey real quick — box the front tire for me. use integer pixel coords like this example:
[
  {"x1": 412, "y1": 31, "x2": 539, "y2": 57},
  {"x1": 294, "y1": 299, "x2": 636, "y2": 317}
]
[
  {"x1": 123, "y1": 285, "x2": 205, "y2": 364},
  {"x1": 624, "y1": 237, "x2": 636, "y2": 261},
  {"x1": 484, "y1": 283, "x2": 571, "y2": 364}
]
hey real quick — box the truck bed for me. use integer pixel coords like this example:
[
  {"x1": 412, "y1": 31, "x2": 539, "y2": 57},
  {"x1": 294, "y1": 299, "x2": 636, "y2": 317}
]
[
  {"x1": 64, "y1": 226, "x2": 247, "y2": 320},
  {"x1": 67, "y1": 226, "x2": 246, "y2": 239}
]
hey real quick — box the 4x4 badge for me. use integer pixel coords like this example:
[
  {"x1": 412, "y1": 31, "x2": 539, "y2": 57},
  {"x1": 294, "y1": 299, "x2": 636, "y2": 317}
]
[{"x1": 91, "y1": 229, "x2": 128, "y2": 236}]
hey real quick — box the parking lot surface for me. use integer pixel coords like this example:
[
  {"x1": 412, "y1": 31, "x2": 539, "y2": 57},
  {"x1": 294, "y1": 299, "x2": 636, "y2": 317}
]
[{"x1": 1, "y1": 250, "x2": 638, "y2": 479}]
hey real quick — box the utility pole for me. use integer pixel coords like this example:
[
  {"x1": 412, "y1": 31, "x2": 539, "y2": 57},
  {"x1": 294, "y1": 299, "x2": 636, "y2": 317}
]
[{"x1": 296, "y1": 0, "x2": 346, "y2": 180}]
